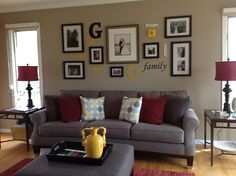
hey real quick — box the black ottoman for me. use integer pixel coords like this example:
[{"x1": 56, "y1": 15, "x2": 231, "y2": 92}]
[{"x1": 15, "y1": 143, "x2": 134, "y2": 176}]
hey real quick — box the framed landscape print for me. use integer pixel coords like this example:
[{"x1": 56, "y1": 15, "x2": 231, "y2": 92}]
[
  {"x1": 110, "y1": 67, "x2": 124, "y2": 77},
  {"x1": 61, "y1": 23, "x2": 84, "y2": 53},
  {"x1": 143, "y1": 43, "x2": 159, "y2": 58},
  {"x1": 89, "y1": 46, "x2": 104, "y2": 64},
  {"x1": 63, "y1": 61, "x2": 85, "y2": 79},
  {"x1": 165, "y1": 16, "x2": 192, "y2": 38},
  {"x1": 171, "y1": 41, "x2": 191, "y2": 76},
  {"x1": 106, "y1": 24, "x2": 139, "y2": 63}
]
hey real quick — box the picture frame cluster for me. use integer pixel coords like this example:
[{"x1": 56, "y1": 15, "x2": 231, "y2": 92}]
[{"x1": 61, "y1": 14, "x2": 192, "y2": 79}]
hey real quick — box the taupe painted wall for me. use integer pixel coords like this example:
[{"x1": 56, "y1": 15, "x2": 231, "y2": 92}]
[{"x1": 1, "y1": 0, "x2": 236, "y2": 139}]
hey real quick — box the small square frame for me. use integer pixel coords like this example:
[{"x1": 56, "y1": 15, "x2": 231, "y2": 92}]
[
  {"x1": 110, "y1": 67, "x2": 124, "y2": 77},
  {"x1": 143, "y1": 43, "x2": 159, "y2": 58},
  {"x1": 165, "y1": 15, "x2": 192, "y2": 38},
  {"x1": 89, "y1": 46, "x2": 104, "y2": 64},
  {"x1": 63, "y1": 61, "x2": 85, "y2": 79},
  {"x1": 61, "y1": 23, "x2": 84, "y2": 53},
  {"x1": 171, "y1": 41, "x2": 191, "y2": 76}
]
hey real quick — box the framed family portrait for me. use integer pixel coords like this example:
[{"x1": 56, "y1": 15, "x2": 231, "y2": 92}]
[
  {"x1": 171, "y1": 41, "x2": 191, "y2": 76},
  {"x1": 165, "y1": 15, "x2": 192, "y2": 38},
  {"x1": 106, "y1": 24, "x2": 139, "y2": 64},
  {"x1": 143, "y1": 43, "x2": 159, "y2": 58},
  {"x1": 61, "y1": 23, "x2": 84, "y2": 53},
  {"x1": 110, "y1": 67, "x2": 124, "y2": 77},
  {"x1": 63, "y1": 61, "x2": 85, "y2": 79},
  {"x1": 89, "y1": 46, "x2": 104, "y2": 64}
]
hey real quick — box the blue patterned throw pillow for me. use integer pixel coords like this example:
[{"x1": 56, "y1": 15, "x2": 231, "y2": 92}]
[
  {"x1": 80, "y1": 96, "x2": 105, "y2": 121},
  {"x1": 119, "y1": 96, "x2": 143, "y2": 123}
]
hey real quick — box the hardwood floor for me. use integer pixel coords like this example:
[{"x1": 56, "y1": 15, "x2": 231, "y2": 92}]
[{"x1": 1, "y1": 133, "x2": 236, "y2": 175}]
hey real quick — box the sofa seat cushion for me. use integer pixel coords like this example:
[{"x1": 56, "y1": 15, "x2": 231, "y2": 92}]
[
  {"x1": 85, "y1": 119, "x2": 132, "y2": 139},
  {"x1": 131, "y1": 122, "x2": 184, "y2": 144},
  {"x1": 39, "y1": 121, "x2": 88, "y2": 137}
]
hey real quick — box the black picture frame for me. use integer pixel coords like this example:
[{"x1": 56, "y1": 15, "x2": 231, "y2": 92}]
[
  {"x1": 110, "y1": 67, "x2": 124, "y2": 77},
  {"x1": 165, "y1": 15, "x2": 192, "y2": 38},
  {"x1": 61, "y1": 23, "x2": 84, "y2": 53},
  {"x1": 143, "y1": 43, "x2": 159, "y2": 58},
  {"x1": 89, "y1": 46, "x2": 104, "y2": 64},
  {"x1": 63, "y1": 61, "x2": 85, "y2": 79},
  {"x1": 171, "y1": 41, "x2": 191, "y2": 76}
]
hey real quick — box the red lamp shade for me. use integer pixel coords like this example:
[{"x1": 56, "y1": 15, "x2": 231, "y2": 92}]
[
  {"x1": 18, "y1": 66, "x2": 39, "y2": 81},
  {"x1": 215, "y1": 61, "x2": 236, "y2": 81}
]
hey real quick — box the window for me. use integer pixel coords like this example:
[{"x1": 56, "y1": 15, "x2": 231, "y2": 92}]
[
  {"x1": 5, "y1": 23, "x2": 43, "y2": 108},
  {"x1": 222, "y1": 8, "x2": 236, "y2": 111}
]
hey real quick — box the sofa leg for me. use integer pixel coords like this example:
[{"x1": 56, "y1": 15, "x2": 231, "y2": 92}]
[
  {"x1": 187, "y1": 156, "x2": 193, "y2": 168},
  {"x1": 32, "y1": 145, "x2": 40, "y2": 155}
]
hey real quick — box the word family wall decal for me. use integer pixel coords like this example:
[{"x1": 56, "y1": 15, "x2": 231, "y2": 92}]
[{"x1": 142, "y1": 61, "x2": 167, "y2": 72}]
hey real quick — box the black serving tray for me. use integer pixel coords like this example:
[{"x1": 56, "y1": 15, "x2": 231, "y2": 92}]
[{"x1": 46, "y1": 141, "x2": 112, "y2": 165}]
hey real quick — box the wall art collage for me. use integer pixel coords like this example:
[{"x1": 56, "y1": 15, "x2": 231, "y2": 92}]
[{"x1": 61, "y1": 15, "x2": 192, "y2": 80}]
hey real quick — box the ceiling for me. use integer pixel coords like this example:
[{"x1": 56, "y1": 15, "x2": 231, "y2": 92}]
[{"x1": 0, "y1": 0, "x2": 142, "y2": 13}]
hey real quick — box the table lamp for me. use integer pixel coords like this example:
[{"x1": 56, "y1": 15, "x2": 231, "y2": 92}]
[
  {"x1": 18, "y1": 64, "x2": 39, "y2": 108},
  {"x1": 215, "y1": 59, "x2": 236, "y2": 114}
]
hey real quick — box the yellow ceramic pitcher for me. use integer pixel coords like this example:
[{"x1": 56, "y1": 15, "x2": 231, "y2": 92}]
[{"x1": 81, "y1": 127, "x2": 106, "y2": 159}]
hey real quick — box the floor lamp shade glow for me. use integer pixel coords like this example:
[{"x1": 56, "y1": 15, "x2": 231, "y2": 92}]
[
  {"x1": 18, "y1": 65, "x2": 39, "y2": 108},
  {"x1": 215, "y1": 61, "x2": 236, "y2": 113}
]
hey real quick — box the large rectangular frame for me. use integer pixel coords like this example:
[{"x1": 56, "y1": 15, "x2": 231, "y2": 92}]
[
  {"x1": 106, "y1": 24, "x2": 139, "y2": 64},
  {"x1": 63, "y1": 61, "x2": 85, "y2": 79},
  {"x1": 171, "y1": 41, "x2": 191, "y2": 76},
  {"x1": 61, "y1": 23, "x2": 84, "y2": 53}
]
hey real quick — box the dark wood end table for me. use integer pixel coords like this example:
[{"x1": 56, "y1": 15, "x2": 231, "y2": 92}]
[
  {"x1": 0, "y1": 107, "x2": 45, "y2": 151},
  {"x1": 204, "y1": 109, "x2": 236, "y2": 166}
]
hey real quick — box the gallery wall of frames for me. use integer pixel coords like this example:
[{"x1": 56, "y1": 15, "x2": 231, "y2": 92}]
[{"x1": 61, "y1": 15, "x2": 192, "y2": 80}]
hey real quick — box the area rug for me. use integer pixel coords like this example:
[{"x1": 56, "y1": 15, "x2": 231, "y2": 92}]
[
  {"x1": 0, "y1": 158, "x2": 33, "y2": 176},
  {"x1": 0, "y1": 158, "x2": 195, "y2": 176},
  {"x1": 133, "y1": 168, "x2": 195, "y2": 176}
]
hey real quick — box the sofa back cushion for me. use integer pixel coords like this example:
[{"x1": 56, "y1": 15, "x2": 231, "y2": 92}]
[
  {"x1": 60, "y1": 90, "x2": 99, "y2": 97},
  {"x1": 100, "y1": 91, "x2": 138, "y2": 119},
  {"x1": 58, "y1": 96, "x2": 81, "y2": 122},
  {"x1": 44, "y1": 95, "x2": 61, "y2": 122},
  {"x1": 164, "y1": 96, "x2": 190, "y2": 126},
  {"x1": 160, "y1": 90, "x2": 187, "y2": 98},
  {"x1": 138, "y1": 91, "x2": 161, "y2": 98}
]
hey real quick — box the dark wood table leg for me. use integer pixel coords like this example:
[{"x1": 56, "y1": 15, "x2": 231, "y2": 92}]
[
  {"x1": 204, "y1": 114, "x2": 207, "y2": 149},
  {"x1": 210, "y1": 121, "x2": 214, "y2": 166},
  {"x1": 24, "y1": 115, "x2": 30, "y2": 151}
]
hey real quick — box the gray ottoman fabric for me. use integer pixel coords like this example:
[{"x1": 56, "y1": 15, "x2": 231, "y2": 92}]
[
  {"x1": 15, "y1": 143, "x2": 134, "y2": 176},
  {"x1": 131, "y1": 122, "x2": 184, "y2": 144},
  {"x1": 39, "y1": 121, "x2": 88, "y2": 137},
  {"x1": 85, "y1": 119, "x2": 132, "y2": 139}
]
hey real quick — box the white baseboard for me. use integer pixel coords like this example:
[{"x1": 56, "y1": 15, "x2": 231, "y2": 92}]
[{"x1": 0, "y1": 128, "x2": 11, "y2": 133}]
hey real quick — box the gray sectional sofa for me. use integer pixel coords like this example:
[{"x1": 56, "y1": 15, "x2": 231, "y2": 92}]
[{"x1": 30, "y1": 90, "x2": 200, "y2": 166}]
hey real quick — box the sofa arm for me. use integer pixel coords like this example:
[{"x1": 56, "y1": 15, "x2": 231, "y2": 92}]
[
  {"x1": 30, "y1": 109, "x2": 47, "y2": 126},
  {"x1": 183, "y1": 108, "x2": 200, "y2": 156}
]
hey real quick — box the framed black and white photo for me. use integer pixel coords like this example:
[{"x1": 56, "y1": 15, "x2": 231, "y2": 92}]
[
  {"x1": 110, "y1": 67, "x2": 124, "y2": 77},
  {"x1": 143, "y1": 43, "x2": 159, "y2": 58},
  {"x1": 106, "y1": 24, "x2": 139, "y2": 63},
  {"x1": 63, "y1": 61, "x2": 85, "y2": 79},
  {"x1": 61, "y1": 23, "x2": 84, "y2": 53},
  {"x1": 165, "y1": 16, "x2": 192, "y2": 38},
  {"x1": 89, "y1": 46, "x2": 104, "y2": 64},
  {"x1": 171, "y1": 41, "x2": 191, "y2": 76}
]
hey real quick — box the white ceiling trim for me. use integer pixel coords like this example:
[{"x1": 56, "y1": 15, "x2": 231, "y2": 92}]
[{"x1": 0, "y1": 0, "x2": 143, "y2": 13}]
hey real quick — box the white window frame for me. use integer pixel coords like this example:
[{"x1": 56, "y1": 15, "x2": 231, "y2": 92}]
[{"x1": 5, "y1": 22, "x2": 44, "y2": 106}]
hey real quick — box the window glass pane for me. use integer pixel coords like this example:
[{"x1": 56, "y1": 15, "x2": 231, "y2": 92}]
[{"x1": 14, "y1": 30, "x2": 41, "y2": 108}]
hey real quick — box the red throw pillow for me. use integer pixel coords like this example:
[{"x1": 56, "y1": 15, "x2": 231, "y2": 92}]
[
  {"x1": 58, "y1": 96, "x2": 81, "y2": 122},
  {"x1": 140, "y1": 96, "x2": 167, "y2": 124}
]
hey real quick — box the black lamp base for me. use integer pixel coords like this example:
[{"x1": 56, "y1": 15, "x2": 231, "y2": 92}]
[
  {"x1": 223, "y1": 81, "x2": 232, "y2": 114},
  {"x1": 26, "y1": 82, "x2": 34, "y2": 109}
]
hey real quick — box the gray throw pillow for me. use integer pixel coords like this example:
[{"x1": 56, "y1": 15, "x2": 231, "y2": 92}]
[
  {"x1": 164, "y1": 96, "x2": 190, "y2": 127},
  {"x1": 45, "y1": 95, "x2": 61, "y2": 122}
]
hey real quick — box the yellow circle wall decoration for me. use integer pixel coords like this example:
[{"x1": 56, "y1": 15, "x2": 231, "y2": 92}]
[{"x1": 126, "y1": 64, "x2": 139, "y2": 80}]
